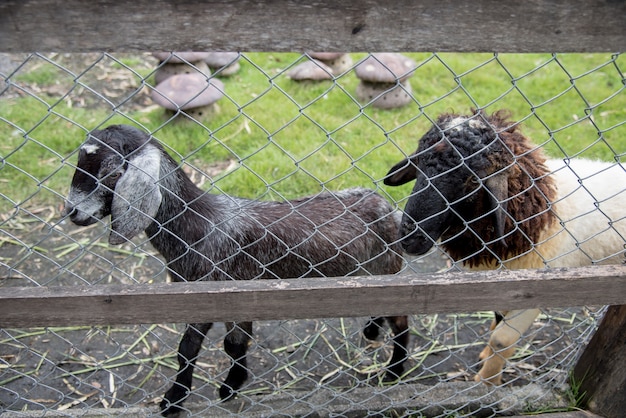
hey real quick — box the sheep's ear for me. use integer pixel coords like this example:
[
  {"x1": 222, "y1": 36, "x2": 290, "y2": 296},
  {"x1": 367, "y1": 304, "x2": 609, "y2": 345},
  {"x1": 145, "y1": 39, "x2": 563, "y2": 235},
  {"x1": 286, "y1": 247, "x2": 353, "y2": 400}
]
[
  {"x1": 483, "y1": 173, "x2": 509, "y2": 240},
  {"x1": 384, "y1": 156, "x2": 418, "y2": 186},
  {"x1": 109, "y1": 148, "x2": 162, "y2": 245}
]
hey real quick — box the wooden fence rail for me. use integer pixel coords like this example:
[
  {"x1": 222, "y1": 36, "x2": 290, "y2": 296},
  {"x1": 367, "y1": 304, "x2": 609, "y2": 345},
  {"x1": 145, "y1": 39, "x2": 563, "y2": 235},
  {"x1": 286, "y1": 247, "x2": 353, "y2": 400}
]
[
  {"x1": 1, "y1": 0, "x2": 625, "y2": 53},
  {"x1": 1, "y1": 265, "x2": 625, "y2": 328}
]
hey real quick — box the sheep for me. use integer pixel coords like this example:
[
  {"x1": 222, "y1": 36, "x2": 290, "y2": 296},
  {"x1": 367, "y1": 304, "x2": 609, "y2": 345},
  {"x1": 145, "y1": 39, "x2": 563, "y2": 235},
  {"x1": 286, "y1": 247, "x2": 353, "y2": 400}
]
[
  {"x1": 384, "y1": 109, "x2": 626, "y2": 385},
  {"x1": 62, "y1": 124, "x2": 409, "y2": 416}
]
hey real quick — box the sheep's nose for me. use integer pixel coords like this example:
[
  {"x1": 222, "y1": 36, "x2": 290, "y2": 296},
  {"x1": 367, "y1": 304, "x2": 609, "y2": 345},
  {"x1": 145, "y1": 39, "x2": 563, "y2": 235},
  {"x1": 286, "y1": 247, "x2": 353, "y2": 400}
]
[
  {"x1": 61, "y1": 203, "x2": 75, "y2": 218},
  {"x1": 400, "y1": 221, "x2": 418, "y2": 237}
]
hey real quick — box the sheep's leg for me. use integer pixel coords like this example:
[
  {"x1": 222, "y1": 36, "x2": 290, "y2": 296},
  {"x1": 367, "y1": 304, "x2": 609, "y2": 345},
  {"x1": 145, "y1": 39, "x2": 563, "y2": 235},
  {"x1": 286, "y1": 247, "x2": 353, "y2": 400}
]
[
  {"x1": 161, "y1": 322, "x2": 213, "y2": 416},
  {"x1": 383, "y1": 315, "x2": 409, "y2": 381},
  {"x1": 478, "y1": 310, "x2": 507, "y2": 360},
  {"x1": 363, "y1": 316, "x2": 385, "y2": 340},
  {"x1": 475, "y1": 309, "x2": 540, "y2": 385},
  {"x1": 219, "y1": 321, "x2": 253, "y2": 400},
  {"x1": 363, "y1": 316, "x2": 409, "y2": 381}
]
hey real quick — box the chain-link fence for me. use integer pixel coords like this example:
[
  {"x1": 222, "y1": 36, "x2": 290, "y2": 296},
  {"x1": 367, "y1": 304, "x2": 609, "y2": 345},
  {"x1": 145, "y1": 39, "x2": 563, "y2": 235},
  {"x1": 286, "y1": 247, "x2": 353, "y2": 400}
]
[{"x1": 1, "y1": 51, "x2": 625, "y2": 417}]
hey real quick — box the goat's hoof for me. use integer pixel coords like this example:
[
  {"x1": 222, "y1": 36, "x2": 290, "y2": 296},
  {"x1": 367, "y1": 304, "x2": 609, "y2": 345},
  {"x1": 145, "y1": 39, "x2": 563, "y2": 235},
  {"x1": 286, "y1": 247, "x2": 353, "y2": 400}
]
[
  {"x1": 383, "y1": 373, "x2": 399, "y2": 383},
  {"x1": 160, "y1": 386, "x2": 188, "y2": 416},
  {"x1": 160, "y1": 398, "x2": 184, "y2": 417},
  {"x1": 382, "y1": 367, "x2": 403, "y2": 383},
  {"x1": 219, "y1": 383, "x2": 237, "y2": 401}
]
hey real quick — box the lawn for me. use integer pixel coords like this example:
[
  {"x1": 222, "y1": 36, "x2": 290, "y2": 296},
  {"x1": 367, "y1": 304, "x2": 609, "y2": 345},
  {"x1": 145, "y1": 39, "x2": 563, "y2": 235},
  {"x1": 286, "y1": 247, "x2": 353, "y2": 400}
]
[{"x1": 0, "y1": 52, "x2": 624, "y2": 214}]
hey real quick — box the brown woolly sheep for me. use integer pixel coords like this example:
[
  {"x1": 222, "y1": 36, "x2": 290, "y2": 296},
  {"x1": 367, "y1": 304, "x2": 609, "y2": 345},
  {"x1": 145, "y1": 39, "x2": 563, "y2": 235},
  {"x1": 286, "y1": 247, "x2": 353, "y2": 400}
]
[{"x1": 385, "y1": 109, "x2": 626, "y2": 385}]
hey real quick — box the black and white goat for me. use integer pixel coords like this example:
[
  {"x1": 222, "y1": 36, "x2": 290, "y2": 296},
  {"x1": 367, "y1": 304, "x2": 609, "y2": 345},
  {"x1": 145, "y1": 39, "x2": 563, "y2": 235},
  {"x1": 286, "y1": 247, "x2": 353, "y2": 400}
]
[
  {"x1": 385, "y1": 110, "x2": 626, "y2": 385},
  {"x1": 63, "y1": 125, "x2": 408, "y2": 415}
]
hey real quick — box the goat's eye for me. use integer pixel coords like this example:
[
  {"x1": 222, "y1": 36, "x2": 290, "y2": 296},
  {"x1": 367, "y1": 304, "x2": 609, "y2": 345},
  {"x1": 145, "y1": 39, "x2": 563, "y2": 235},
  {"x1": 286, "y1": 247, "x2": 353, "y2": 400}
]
[
  {"x1": 100, "y1": 171, "x2": 122, "y2": 186},
  {"x1": 103, "y1": 171, "x2": 122, "y2": 180}
]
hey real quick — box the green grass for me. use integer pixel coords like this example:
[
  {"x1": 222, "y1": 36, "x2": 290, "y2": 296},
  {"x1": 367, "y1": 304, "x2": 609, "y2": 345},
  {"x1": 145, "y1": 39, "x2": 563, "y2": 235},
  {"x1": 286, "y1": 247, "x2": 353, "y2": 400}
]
[{"x1": 1, "y1": 52, "x2": 624, "y2": 214}]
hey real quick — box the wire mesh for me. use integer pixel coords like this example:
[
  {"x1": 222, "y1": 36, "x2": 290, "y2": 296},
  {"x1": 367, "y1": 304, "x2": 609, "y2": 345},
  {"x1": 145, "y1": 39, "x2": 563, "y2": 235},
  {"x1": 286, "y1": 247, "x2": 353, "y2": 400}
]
[{"x1": 1, "y1": 51, "x2": 624, "y2": 416}]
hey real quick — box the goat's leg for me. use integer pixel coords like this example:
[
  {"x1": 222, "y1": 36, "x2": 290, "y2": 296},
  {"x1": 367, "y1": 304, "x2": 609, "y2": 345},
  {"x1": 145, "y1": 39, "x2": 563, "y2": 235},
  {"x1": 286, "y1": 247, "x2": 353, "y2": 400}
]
[
  {"x1": 363, "y1": 316, "x2": 386, "y2": 340},
  {"x1": 219, "y1": 321, "x2": 253, "y2": 401},
  {"x1": 475, "y1": 309, "x2": 540, "y2": 385},
  {"x1": 383, "y1": 315, "x2": 409, "y2": 381},
  {"x1": 161, "y1": 322, "x2": 213, "y2": 416}
]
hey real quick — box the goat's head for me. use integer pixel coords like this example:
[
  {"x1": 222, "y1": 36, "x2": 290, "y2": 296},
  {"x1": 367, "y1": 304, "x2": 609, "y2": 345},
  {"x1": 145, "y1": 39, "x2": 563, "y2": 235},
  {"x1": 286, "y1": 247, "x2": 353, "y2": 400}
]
[
  {"x1": 63, "y1": 125, "x2": 163, "y2": 245},
  {"x1": 384, "y1": 111, "x2": 518, "y2": 256}
]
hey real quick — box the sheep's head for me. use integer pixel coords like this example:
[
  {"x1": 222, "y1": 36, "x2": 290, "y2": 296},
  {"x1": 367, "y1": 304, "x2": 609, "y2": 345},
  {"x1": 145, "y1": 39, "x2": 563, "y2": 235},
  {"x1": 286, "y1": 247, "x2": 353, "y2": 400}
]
[
  {"x1": 63, "y1": 125, "x2": 163, "y2": 245},
  {"x1": 385, "y1": 111, "x2": 519, "y2": 256}
]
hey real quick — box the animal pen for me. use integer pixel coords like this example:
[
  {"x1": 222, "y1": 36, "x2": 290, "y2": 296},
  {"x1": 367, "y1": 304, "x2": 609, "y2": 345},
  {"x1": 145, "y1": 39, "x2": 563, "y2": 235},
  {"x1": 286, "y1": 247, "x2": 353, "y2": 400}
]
[{"x1": 1, "y1": 1, "x2": 625, "y2": 417}]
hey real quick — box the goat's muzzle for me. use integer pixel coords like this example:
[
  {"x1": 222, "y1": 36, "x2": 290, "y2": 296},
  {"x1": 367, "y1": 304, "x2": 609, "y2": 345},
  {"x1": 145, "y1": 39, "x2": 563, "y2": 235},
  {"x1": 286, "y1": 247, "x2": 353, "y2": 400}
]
[{"x1": 62, "y1": 203, "x2": 100, "y2": 226}]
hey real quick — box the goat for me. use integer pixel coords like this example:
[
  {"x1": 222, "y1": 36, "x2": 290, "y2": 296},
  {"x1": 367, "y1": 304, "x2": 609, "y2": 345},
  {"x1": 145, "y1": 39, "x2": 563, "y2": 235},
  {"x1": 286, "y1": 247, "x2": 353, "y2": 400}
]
[
  {"x1": 384, "y1": 109, "x2": 626, "y2": 385},
  {"x1": 62, "y1": 124, "x2": 409, "y2": 416}
]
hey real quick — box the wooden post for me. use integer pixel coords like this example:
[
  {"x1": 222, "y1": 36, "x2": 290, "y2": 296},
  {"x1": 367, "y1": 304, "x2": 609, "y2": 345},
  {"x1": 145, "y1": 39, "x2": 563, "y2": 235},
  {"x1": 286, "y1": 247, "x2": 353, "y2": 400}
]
[{"x1": 573, "y1": 304, "x2": 626, "y2": 418}]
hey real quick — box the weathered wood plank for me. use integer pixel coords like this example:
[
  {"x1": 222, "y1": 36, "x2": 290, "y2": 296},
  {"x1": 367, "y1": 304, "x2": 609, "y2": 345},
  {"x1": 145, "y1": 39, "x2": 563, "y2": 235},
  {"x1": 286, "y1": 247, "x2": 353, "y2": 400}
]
[
  {"x1": 1, "y1": 0, "x2": 624, "y2": 53},
  {"x1": 0, "y1": 265, "x2": 624, "y2": 327},
  {"x1": 574, "y1": 304, "x2": 626, "y2": 418}
]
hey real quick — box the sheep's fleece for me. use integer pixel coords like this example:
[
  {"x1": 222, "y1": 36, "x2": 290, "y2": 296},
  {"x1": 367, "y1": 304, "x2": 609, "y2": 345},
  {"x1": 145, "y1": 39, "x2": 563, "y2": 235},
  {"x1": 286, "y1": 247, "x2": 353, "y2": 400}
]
[{"x1": 385, "y1": 109, "x2": 626, "y2": 385}]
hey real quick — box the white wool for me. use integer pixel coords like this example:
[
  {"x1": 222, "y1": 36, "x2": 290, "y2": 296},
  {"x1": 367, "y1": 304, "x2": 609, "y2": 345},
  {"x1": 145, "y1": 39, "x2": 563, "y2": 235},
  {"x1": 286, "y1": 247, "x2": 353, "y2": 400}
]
[
  {"x1": 444, "y1": 116, "x2": 486, "y2": 132},
  {"x1": 81, "y1": 143, "x2": 100, "y2": 154},
  {"x1": 540, "y1": 158, "x2": 626, "y2": 266}
]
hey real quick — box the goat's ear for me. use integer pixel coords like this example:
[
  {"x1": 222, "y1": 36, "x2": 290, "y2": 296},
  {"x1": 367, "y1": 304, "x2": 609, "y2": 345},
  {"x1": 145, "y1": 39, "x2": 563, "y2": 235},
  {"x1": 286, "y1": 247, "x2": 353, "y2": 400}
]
[
  {"x1": 384, "y1": 156, "x2": 418, "y2": 186},
  {"x1": 484, "y1": 172, "x2": 508, "y2": 240},
  {"x1": 109, "y1": 148, "x2": 162, "y2": 245}
]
